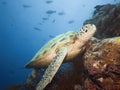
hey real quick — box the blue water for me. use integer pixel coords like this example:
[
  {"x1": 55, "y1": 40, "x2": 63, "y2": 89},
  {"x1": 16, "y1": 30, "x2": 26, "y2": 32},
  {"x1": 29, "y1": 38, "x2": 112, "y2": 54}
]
[{"x1": 0, "y1": 0, "x2": 118, "y2": 89}]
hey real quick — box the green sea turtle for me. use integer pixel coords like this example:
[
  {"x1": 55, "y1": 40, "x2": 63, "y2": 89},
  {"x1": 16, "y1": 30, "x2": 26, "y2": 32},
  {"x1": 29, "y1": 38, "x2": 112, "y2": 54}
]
[{"x1": 25, "y1": 24, "x2": 96, "y2": 90}]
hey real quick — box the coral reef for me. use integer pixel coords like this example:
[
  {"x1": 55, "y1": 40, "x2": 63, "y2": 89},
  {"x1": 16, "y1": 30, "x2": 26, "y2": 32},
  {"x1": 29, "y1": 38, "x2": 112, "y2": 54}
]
[
  {"x1": 84, "y1": 37, "x2": 120, "y2": 90},
  {"x1": 83, "y1": 3, "x2": 120, "y2": 89},
  {"x1": 84, "y1": 3, "x2": 120, "y2": 39}
]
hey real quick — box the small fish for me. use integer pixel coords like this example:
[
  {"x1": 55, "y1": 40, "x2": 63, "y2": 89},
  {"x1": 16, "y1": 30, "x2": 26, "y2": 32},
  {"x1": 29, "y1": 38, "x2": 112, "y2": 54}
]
[
  {"x1": 1, "y1": 1, "x2": 7, "y2": 5},
  {"x1": 46, "y1": 10, "x2": 56, "y2": 14},
  {"x1": 22, "y1": 5, "x2": 32, "y2": 8},
  {"x1": 43, "y1": 39, "x2": 46, "y2": 42},
  {"x1": 46, "y1": 1, "x2": 53, "y2": 4},
  {"x1": 38, "y1": 22, "x2": 42, "y2": 25},
  {"x1": 34, "y1": 27, "x2": 42, "y2": 31},
  {"x1": 52, "y1": 19, "x2": 56, "y2": 23},
  {"x1": 10, "y1": 23, "x2": 13, "y2": 26},
  {"x1": 58, "y1": 12, "x2": 65, "y2": 15},
  {"x1": 42, "y1": 17, "x2": 48, "y2": 20},
  {"x1": 49, "y1": 35, "x2": 54, "y2": 38},
  {"x1": 68, "y1": 20, "x2": 75, "y2": 24},
  {"x1": 82, "y1": 4, "x2": 85, "y2": 7}
]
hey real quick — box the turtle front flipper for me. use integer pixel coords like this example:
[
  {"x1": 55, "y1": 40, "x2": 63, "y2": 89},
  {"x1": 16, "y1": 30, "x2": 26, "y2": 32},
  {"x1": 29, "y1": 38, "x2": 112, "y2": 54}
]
[{"x1": 36, "y1": 47, "x2": 68, "y2": 90}]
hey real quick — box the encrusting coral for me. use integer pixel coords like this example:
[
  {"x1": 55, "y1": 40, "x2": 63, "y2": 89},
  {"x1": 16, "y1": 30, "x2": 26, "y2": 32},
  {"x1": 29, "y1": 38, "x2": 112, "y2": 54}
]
[{"x1": 84, "y1": 37, "x2": 120, "y2": 90}]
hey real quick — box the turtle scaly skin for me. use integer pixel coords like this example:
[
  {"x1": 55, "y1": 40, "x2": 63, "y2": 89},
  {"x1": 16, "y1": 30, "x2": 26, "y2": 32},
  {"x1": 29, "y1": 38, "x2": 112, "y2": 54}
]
[
  {"x1": 36, "y1": 47, "x2": 67, "y2": 90},
  {"x1": 25, "y1": 24, "x2": 96, "y2": 90}
]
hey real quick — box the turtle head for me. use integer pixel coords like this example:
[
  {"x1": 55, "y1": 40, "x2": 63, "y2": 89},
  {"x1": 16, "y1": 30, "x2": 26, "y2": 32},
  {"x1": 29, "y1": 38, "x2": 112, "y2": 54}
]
[{"x1": 77, "y1": 24, "x2": 96, "y2": 41}]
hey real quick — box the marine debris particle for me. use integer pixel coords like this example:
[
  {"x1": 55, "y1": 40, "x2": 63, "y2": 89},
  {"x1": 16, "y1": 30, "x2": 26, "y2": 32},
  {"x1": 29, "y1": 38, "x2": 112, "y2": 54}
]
[
  {"x1": 42, "y1": 17, "x2": 48, "y2": 20},
  {"x1": 58, "y1": 12, "x2": 65, "y2": 15},
  {"x1": 34, "y1": 27, "x2": 42, "y2": 31},
  {"x1": 68, "y1": 20, "x2": 75, "y2": 24},
  {"x1": 46, "y1": 0, "x2": 53, "y2": 4},
  {"x1": 49, "y1": 35, "x2": 54, "y2": 38},
  {"x1": 46, "y1": 10, "x2": 56, "y2": 14},
  {"x1": 22, "y1": 5, "x2": 32, "y2": 8}
]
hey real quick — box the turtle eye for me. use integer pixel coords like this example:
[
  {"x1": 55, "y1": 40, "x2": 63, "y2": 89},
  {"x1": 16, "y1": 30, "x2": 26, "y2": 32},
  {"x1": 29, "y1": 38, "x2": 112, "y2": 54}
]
[{"x1": 85, "y1": 29, "x2": 88, "y2": 32}]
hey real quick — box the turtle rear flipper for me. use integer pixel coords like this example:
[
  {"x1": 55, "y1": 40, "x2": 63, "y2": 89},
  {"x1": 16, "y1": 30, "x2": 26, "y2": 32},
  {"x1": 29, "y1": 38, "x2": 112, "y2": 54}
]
[
  {"x1": 26, "y1": 69, "x2": 39, "y2": 86},
  {"x1": 36, "y1": 47, "x2": 67, "y2": 90}
]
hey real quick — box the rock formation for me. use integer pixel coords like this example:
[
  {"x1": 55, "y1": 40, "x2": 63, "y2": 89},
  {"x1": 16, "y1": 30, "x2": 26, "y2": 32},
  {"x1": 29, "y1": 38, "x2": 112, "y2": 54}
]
[
  {"x1": 84, "y1": 37, "x2": 120, "y2": 90},
  {"x1": 84, "y1": 3, "x2": 120, "y2": 39}
]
